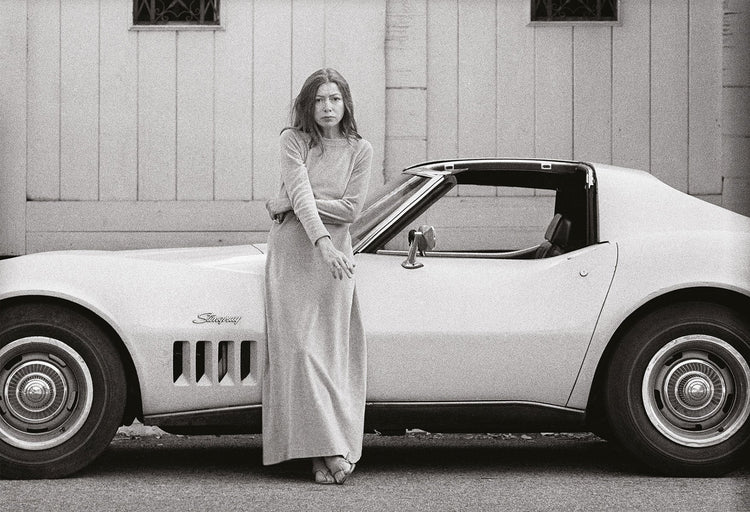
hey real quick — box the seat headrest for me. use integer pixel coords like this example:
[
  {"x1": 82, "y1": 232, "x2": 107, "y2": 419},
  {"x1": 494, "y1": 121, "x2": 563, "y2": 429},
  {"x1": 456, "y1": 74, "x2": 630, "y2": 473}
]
[
  {"x1": 545, "y1": 213, "x2": 572, "y2": 247},
  {"x1": 544, "y1": 214, "x2": 563, "y2": 241}
]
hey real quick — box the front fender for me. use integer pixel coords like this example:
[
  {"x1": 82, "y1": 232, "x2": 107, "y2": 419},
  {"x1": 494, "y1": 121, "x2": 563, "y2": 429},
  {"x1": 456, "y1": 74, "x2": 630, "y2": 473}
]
[{"x1": 0, "y1": 250, "x2": 268, "y2": 415}]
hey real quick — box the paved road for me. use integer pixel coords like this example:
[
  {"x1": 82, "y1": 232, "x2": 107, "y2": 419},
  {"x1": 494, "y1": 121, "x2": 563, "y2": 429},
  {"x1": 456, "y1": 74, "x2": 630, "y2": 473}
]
[{"x1": 2, "y1": 431, "x2": 748, "y2": 511}]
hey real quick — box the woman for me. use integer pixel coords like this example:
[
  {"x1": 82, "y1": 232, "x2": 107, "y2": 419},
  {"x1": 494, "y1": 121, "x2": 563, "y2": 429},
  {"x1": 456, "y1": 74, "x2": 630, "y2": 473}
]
[{"x1": 263, "y1": 68, "x2": 373, "y2": 484}]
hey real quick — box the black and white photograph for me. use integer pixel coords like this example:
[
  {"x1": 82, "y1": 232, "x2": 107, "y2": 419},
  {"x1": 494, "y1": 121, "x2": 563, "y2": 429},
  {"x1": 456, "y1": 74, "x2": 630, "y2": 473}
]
[{"x1": 0, "y1": 1, "x2": 749, "y2": 510}]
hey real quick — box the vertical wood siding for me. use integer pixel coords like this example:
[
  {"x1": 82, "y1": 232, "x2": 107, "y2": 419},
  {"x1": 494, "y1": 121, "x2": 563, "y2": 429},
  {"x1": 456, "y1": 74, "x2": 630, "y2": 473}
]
[
  {"x1": 458, "y1": 0, "x2": 497, "y2": 197},
  {"x1": 138, "y1": 30, "x2": 177, "y2": 201},
  {"x1": 688, "y1": 0, "x2": 722, "y2": 196},
  {"x1": 18, "y1": 0, "x2": 386, "y2": 251},
  {"x1": 214, "y1": 0, "x2": 253, "y2": 201},
  {"x1": 26, "y1": 0, "x2": 60, "y2": 201},
  {"x1": 177, "y1": 31, "x2": 215, "y2": 200},
  {"x1": 611, "y1": 0, "x2": 649, "y2": 172},
  {"x1": 252, "y1": 0, "x2": 292, "y2": 202},
  {"x1": 721, "y1": 0, "x2": 750, "y2": 216},
  {"x1": 0, "y1": 0, "x2": 27, "y2": 256},
  {"x1": 426, "y1": 0, "x2": 457, "y2": 162},
  {"x1": 573, "y1": 25, "x2": 612, "y2": 165},
  {"x1": 60, "y1": 1, "x2": 100, "y2": 201},
  {"x1": 535, "y1": 26, "x2": 574, "y2": 162},
  {"x1": 651, "y1": 0, "x2": 689, "y2": 191},
  {"x1": 99, "y1": 0, "x2": 138, "y2": 201},
  {"x1": 3, "y1": 0, "x2": 729, "y2": 253},
  {"x1": 496, "y1": 0, "x2": 534, "y2": 159},
  {"x1": 385, "y1": 0, "x2": 723, "y2": 200}
]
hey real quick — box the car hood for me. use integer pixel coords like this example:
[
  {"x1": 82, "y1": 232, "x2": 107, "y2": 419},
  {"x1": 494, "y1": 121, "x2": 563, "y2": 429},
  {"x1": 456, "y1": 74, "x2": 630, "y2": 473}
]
[
  {"x1": 0, "y1": 244, "x2": 268, "y2": 283},
  {"x1": 116, "y1": 244, "x2": 265, "y2": 261},
  {"x1": 115, "y1": 244, "x2": 267, "y2": 274}
]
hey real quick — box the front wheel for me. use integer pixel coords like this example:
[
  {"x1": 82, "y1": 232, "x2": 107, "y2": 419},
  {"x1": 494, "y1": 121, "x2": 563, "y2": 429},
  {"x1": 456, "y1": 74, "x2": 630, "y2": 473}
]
[
  {"x1": 605, "y1": 302, "x2": 750, "y2": 476},
  {"x1": 0, "y1": 303, "x2": 126, "y2": 479}
]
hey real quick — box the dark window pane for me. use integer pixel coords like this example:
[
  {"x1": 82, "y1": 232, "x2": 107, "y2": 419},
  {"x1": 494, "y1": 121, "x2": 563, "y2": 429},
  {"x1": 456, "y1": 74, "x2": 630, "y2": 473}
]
[
  {"x1": 531, "y1": 0, "x2": 618, "y2": 22},
  {"x1": 134, "y1": 0, "x2": 220, "y2": 25}
]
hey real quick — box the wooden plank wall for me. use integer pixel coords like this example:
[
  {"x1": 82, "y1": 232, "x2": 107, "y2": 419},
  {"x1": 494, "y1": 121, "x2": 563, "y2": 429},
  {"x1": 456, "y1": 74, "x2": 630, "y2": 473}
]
[
  {"x1": 19, "y1": 0, "x2": 386, "y2": 252},
  {"x1": 1, "y1": 0, "x2": 729, "y2": 253},
  {"x1": 382, "y1": 0, "x2": 723, "y2": 250},
  {"x1": 721, "y1": 0, "x2": 750, "y2": 216},
  {"x1": 0, "y1": 0, "x2": 27, "y2": 256},
  {"x1": 385, "y1": 0, "x2": 722, "y2": 194}
]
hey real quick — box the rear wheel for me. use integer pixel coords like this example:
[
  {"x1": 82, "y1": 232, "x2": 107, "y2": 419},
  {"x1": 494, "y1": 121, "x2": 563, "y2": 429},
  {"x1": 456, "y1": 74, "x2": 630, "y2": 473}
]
[
  {"x1": 0, "y1": 303, "x2": 126, "y2": 479},
  {"x1": 605, "y1": 302, "x2": 750, "y2": 476}
]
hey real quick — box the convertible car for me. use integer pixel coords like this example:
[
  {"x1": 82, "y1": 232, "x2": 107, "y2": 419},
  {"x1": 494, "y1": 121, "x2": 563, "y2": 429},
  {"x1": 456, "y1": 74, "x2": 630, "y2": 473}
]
[{"x1": 1, "y1": 159, "x2": 749, "y2": 479}]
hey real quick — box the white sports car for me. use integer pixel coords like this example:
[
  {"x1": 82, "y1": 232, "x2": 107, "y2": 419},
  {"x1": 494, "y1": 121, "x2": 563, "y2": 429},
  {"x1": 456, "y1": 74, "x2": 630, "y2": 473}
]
[{"x1": 1, "y1": 159, "x2": 749, "y2": 479}]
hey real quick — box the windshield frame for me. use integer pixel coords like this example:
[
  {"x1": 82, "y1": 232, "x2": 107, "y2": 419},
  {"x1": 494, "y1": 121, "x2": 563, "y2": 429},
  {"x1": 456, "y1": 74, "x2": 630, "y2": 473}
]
[{"x1": 352, "y1": 170, "x2": 452, "y2": 253}]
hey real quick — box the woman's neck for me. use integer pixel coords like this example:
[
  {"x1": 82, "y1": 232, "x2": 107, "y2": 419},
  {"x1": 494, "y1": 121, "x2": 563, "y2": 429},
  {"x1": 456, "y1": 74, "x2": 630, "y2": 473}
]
[{"x1": 321, "y1": 126, "x2": 344, "y2": 139}]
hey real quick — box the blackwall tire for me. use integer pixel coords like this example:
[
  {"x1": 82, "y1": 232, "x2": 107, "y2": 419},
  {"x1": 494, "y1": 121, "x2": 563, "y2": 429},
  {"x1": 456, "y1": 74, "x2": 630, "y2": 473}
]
[
  {"x1": 605, "y1": 302, "x2": 750, "y2": 476},
  {"x1": 0, "y1": 303, "x2": 126, "y2": 479}
]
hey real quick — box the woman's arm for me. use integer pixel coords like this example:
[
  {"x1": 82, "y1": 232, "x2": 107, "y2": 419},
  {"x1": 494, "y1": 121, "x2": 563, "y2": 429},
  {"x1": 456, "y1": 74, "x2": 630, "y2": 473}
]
[
  {"x1": 315, "y1": 141, "x2": 373, "y2": 223},
  {"x1": 267, "y1": 196, "x2": 349, "y2": 224},
  {"x1": 267, "y1": 141, "x2": 373, "y2": 224},
  {"x1": 277, "y1": 130, "x2": 330, "y2": 245}
]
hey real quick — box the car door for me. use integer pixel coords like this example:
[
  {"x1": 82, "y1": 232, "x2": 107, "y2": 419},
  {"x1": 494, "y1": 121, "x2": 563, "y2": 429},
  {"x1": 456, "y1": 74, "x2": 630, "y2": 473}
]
[{"x1": 355, "y1": 242, "x2": 617, "y2": 406}]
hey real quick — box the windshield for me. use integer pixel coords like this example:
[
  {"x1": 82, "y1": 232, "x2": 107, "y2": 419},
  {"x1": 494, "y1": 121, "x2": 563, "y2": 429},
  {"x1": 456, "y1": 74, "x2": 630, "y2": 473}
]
[{"x1": 351, "y1": 174, "x2": 428, "y2": 247}]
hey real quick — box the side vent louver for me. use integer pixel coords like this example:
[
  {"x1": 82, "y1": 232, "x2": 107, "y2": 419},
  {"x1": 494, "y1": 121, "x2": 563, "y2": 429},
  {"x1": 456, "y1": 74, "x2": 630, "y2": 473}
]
[
  {"x1": 218, "y1": 340, "x2": 229, "y2": 383},
  {"x1": 196, "y1": 341, "x2": 207, "y2": 383},
  {"x1": 173, "y1": 341, "x2": 189, "y2": 385},
  {"x1": 240, "y1": 341, "x2": 252, "y2": 381},
  {"x1": 172, "y1": 340, "x2": 256, "y2": 386},
  {"x1": 173, "y1": 341, "x2": 183, "y2": 382}
]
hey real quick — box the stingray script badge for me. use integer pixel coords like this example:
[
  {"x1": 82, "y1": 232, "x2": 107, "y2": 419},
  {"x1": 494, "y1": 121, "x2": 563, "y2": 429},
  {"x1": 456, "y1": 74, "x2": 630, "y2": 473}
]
[{"x1": 192, "y1": 313, "x2": 242, "y2": 325}]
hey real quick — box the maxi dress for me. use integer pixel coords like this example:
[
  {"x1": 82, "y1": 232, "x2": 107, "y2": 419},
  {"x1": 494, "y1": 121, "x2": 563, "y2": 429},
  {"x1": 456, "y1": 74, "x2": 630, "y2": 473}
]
[{"x1": 263, "y1": 129, "x2": 373, "y2": 466}]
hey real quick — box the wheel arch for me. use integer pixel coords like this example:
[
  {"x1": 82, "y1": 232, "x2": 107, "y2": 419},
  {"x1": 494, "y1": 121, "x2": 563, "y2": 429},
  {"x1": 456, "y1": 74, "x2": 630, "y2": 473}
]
[
  {"x1": 585, "y1": 286, "x2": 750, "y2": 431},
  {"x1": 0, "y1": 295, "x2": 143, "y2": 426}
]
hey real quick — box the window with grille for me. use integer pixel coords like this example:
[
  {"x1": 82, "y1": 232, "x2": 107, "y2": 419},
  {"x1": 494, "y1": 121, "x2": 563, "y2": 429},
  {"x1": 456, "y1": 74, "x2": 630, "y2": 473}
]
[
  {"x1": 133, "y1": 0, "x2": 220, "y2": 25},
  {"x1": 531, "y1": 0, "x2": 618, "y2": 22}
]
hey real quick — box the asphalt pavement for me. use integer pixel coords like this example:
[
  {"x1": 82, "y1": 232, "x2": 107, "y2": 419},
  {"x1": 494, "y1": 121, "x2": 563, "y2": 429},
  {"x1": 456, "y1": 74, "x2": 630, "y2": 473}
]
[{"x1": 1, "y1": 428, "x2": 748, "y2": 512}]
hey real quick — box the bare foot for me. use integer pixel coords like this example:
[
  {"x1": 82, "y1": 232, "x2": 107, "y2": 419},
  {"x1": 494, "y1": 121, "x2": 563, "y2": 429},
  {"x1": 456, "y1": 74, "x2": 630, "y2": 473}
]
[
  {"x1": 324, "y1": 456, "x2": 355, "y2": 484},
  {"x1": 312, "y1": 457, "x2": 334, "y2": 484}
]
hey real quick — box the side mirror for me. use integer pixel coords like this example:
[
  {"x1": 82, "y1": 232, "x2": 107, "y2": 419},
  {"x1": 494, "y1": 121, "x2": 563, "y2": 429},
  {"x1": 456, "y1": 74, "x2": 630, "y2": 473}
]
[{"x1": 402, "y1": 225, "x2": 436, "y2": 269}]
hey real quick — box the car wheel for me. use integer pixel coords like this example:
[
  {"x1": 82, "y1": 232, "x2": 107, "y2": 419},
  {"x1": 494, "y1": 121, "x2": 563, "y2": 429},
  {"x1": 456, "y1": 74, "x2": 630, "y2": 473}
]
[
  {"x1": 0, "y1": 303, "x2": 126, "y2": 479},
  {"x1": 605, "y1": 301, "x2": 750, "y2": 476}
]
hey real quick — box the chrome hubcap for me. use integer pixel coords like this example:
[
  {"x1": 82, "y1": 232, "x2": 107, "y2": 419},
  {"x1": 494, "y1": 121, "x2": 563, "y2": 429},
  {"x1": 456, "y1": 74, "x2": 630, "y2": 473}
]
[
  {"x1": 0, "y1": 337, "x2": 93, "y2": 450},
  {"x1": 643, "y1": 335, "x2": 750, "y2": 447},
  {"x1": 664, "y1": 360, "x2": 725, "y2": 422},
  {"x1": 6, "y1": 361, "x2": 67, "y2": 424}
]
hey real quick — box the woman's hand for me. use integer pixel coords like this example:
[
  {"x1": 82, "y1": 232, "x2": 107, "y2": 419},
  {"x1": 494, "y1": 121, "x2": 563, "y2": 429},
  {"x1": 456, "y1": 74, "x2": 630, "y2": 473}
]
[
  {"x1": 266, "y1": 198, "x2": 291, "y2": 223},
  {"x1": 315, "y1": 236, "x2": 355, "y2": 280}
]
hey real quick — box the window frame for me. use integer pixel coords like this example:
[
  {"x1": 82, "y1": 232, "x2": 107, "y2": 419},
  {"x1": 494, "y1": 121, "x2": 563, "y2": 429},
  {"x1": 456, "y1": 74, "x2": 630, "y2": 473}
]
[{"x1": 358, "y1": 160, "x2": 598, "y2": 257}]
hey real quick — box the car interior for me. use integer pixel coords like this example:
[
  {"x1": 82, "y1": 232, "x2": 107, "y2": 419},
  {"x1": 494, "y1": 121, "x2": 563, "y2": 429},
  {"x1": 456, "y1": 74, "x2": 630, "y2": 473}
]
[{"x1": 374, "y1": 162, "x2": 593, "y2": 260}]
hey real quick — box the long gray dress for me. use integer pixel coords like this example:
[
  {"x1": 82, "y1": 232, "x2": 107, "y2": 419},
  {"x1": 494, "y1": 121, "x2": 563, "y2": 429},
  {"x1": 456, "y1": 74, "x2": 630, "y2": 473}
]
[{"x1": 263, "y1": 129, "x2": 373, "y2": 466}]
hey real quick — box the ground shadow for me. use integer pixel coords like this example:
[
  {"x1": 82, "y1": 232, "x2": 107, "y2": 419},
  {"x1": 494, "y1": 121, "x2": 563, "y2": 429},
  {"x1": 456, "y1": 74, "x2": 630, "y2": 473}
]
[{"x1": 83, "y1": 432, "x2": 651, "y2": 479}]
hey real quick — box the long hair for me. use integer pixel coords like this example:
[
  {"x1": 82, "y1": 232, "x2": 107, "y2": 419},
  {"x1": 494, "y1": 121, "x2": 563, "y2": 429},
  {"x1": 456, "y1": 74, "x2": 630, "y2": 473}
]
[{"x1": 285, "y1": 68, "x2": 361, "y2": 148}]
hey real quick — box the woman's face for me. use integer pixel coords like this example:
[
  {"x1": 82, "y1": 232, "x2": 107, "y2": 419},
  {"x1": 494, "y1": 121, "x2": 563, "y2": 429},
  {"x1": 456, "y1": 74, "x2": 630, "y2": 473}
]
[{"x1": 314, "y1": 82, "x2": 345, "y2": 137}]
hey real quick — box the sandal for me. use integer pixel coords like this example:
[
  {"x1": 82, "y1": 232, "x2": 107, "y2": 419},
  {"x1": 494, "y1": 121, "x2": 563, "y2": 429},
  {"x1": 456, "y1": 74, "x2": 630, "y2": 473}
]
[
  {"x1": 324, "y1": 456, "x2": 356, "y2": 484},
  {"x1": 312, "y1": 457, "x2": 335, "y2": 485}
]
